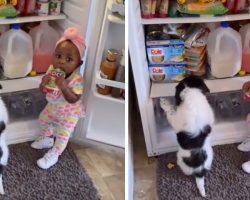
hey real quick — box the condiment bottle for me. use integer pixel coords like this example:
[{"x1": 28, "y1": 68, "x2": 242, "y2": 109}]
[{"x1": 97, "y1": 49, "x2": 118, "y2": 95}]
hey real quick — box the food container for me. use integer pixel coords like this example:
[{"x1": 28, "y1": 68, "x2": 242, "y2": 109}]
[
  {"x1": 37, "y1": 0, "x2": 49, "y2": 16},
  {"x1": 43, "y1": 68, "x2": 66, "y2": 94},
  {"x1": 148, "y1": 63, "x2": 185, "y2": 82},
  {"x1": 146, "y1": 39, "x2": 185, "y2": 64},
  {"x1": 49, "y1": 0, "x2": 63, "y2": 15},
  {"x1": 140, "y1": 0, "x2": 152, "y2": 18}
]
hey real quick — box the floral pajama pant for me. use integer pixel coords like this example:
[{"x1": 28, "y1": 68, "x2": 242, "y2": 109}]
[{"x1": 39, "y1": 104, "x2": 79, "y2": 155}]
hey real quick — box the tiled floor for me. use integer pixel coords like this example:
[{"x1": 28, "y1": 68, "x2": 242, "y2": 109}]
[
  {"x1": 132, "y1": 114, "x2": 158, "y2": 200},
  {"x1": 70, "y1": 142, "x2": 125, "y2": 200}
]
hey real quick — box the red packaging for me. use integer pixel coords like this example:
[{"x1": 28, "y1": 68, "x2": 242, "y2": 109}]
[
  {"x1": 234, "y1": 0, "x2": 246, "y2": 13},
  {"x1": 226, "y1": 0, "x2": 235, "y2": 11},
  {"x1": 16, "y1": 0, "x2": 26, "y2": 15},
  {"x1": 24, "y1": 0, "x2": 36, "y2": 15}
]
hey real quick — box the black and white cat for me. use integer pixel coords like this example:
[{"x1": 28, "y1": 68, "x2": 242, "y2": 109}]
[
  {"x1": 0, "y1": 98, "x2": 9, "y2": 195},
  {"x1": 160, "y1": 76, "x2": 215, "y2": 197}
]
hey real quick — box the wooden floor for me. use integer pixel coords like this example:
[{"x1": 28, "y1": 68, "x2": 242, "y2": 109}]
[
  {"x1": 70, "y1": 142, "x2": 125, "y2": 200},
  {"x1": 132, "y1": 115, "x2": 158, "y2": 200}
]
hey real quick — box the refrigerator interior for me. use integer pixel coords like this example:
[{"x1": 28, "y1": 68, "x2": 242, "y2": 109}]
[{"x1": 129, "y1": 0, "x2": 250, "y2": 156}]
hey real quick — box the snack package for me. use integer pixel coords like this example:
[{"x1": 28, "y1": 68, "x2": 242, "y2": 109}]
[
  {"x1": 186, "y1": 62, "x2": 206, "y2": 76},
  {"x1": 43, "y1": 67, "x2": 66, "y2": 94},
  {"x1": 159, "y1": 0, "x2": 169, "y2": 17},
  {"x1": 184, "y1": 25, "x2": 209, "y2": 48},
  {"x1": 141, "y1": 0, "x2": 152, "y2": 18},
  {"x1": 149, "y1": 63, "x2": 186, "y2": 82},
  {"x1": 185, "y1": 46, "x2": 206, "y2": 58},
  {"x1": 0, "y1": 4, "x2": 19, "y2": 17},
  {"x1": 179, "y1": 2, "x2": 228, "y2": 15},
  {"x1": 146, "y1": 39, "x2": 185, "y2": 64}
]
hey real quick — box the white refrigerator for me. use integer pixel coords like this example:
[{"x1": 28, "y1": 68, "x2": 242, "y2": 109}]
[
  {"x1": 1, "y1": 0, "x2": 125, "y2": 149},
  {"x1": 129, "y1": 0, "x2": 250, "y2": 156}
]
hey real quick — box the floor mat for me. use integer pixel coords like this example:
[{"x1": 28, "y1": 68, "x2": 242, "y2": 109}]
[
  {"x1": 1, "y1": 142, "x2": 100, "y2": 200},
  {"x1": 157, "y1": 143, "x2": 250, "y2": 200}
]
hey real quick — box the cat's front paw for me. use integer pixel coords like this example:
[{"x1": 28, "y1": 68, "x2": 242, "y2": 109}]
[{"x1": 160, "y1": 98, "x2": 172, "y2": 111}]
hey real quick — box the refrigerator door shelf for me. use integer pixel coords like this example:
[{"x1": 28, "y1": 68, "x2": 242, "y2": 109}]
[
  {"x1": 108, "y1": 13, "x2": 125, "y2": 24},
  {"x1": 94, "y1": 89, "x2": 124, "y2": 104},
  {"x1": 96, "y1": 70, "x2": 125, "y2": 89},
  {"x1": 85, "y1": 90, "x2": 125, "y2": 148},
  {"x1": 107, "y1": 0, "x2": 125, "y2": 17}
]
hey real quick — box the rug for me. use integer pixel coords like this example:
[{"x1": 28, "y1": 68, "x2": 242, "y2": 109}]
[
  {"x1": 0, "y1": 142, "x2": 100, "y2": 200},
  {"x1": 157, "y1": 144, "x2": 250, "y2": 200}
]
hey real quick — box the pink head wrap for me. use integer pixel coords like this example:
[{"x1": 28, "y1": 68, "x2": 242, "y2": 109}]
[{"x1": 56, "y1": 27, "x2": 86, "y2": 58}]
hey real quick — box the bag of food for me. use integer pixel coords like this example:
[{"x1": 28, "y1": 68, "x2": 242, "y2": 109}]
[{"x1": 179, "y1": 2, "x2": 228, "y2": 15}]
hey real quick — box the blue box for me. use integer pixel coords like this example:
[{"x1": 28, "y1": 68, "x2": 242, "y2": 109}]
[
  {"x1": 146, "y1": 40, "x2": 185, "y2": 64},
  {"x1": 149, "y1": 63, "x2": 186, "y2": 82}
]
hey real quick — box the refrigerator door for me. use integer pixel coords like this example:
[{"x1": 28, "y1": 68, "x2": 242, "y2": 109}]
[{"x1": 73, "y1": 0, "x2": 125, "y2": 148}]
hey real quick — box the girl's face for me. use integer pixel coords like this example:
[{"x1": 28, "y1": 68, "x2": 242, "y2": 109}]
[{"x1": 53, "y1": 40, "x2": 81, "y2": 75}]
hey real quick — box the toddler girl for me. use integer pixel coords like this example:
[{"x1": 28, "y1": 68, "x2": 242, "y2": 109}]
[
  {"x1": 31, "y1": 27, "x2": 86, "y2": 169},
  {"x1": 238, "y1": 80, "x2": 250, "y2": 173}
]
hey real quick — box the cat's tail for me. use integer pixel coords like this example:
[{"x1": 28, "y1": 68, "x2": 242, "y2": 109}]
[{"x1": 194, "y1": 169, "x2": 207, "y2": 197}]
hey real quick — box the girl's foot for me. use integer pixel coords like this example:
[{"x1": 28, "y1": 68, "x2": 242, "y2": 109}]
[
  {"x1": 37, "y1": 150, "x2": 59, "y2": 169},
  {"x1": 237, "y1": 138, "x2": 250, "y2": 152},
  {"x1": 31, "y1": 136, "x2": 54, "y2": 149},
  {"x1": 242, "y1": 160, "x2": 250, "y2": 173}
]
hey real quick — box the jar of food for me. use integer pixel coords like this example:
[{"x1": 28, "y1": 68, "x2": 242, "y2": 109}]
[
  {"x1": 37, "y1": 0, "x2": 49, "y2": 16},
  {"x1": 49, "y1": 0, "x2": 63, "y2": 15}
]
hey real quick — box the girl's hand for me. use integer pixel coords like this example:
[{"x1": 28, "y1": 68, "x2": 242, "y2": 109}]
[
  {"x1": 41, "y1": 75, "x2": 50, "y2": 86},
  {"x1": 55, "y1": 76, "x2": 67, "y2": 90},
  {"x1": 40, "y1": 74, "x2": 51, "y2": 93}
]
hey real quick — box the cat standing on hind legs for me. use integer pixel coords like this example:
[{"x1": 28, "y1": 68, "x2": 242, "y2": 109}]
[{"x1": 160, "y1": 76, "x2": 215, "y2": 197}]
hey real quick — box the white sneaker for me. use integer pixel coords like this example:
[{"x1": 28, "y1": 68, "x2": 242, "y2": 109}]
[
  {"x1": 31, "y1": 136, "x2": 54, "y2": 149},
  {"x1": 242, "y1": 160, "x2": 250, "y2": 174},
  {"x1": 237, "y1": 138, "x2": 250, "y2": 152},
  {"x1": 37, "y1": 150, "x2": 59, "y2": 169}
]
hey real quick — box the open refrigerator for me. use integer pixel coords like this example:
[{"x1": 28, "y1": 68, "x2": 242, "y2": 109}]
[
  {"x1": 0, "y1": 0, "x2": 125, "y2": 148},
  {"x1": 129, "y1": 0, "x2": 250, "y2": 156}
]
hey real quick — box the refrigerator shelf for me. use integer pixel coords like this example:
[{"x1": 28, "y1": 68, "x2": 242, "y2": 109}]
[
  {"x1": 96, "y1": 70, "x2": 125, "y2": 89},
  {"x1": 94, "y1": 90, "x2": 124, "y2": 104},
  {"x1": 141, "y1": 13, "x2": 250, "y2": 25},
  {"x1": 0, "y1": 75, "x2": 42, "y2": 94},
  {"x1": 108, "y1": 13, "x2": 125, "y2": 24},
  {"x1": 0, "y1": 14, "x2": 66, "y2": 25},
  {"x1": 150, "y1": 75, "x2": 250, "y2": 98}
]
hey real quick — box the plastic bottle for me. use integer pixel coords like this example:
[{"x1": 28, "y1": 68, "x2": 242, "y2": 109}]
[
  {"x1": 0, "y1": 24, "x2": 33, "y2": 79},
  {"x1": 207, "y1": 21, "x2": 242, "y2": 78},
  {"x1": 29, "y1": 21, "x2": 59, "y2": 73},
  {"x1": 97, "y1": 49, "x2": 118, "y2": 95},
  {"x1": 112, "y1": 49, "x2": 125, "y2": 98},
  {"x1": 239, "y1": 23, "x2": 250, "y2": 73}
]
